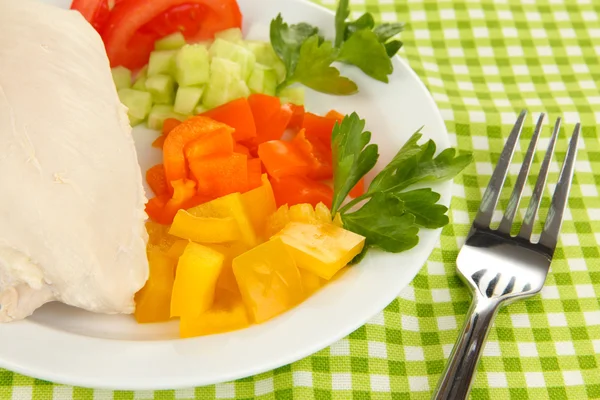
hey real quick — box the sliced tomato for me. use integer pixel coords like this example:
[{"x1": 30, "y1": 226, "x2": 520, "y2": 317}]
[
  {"x1": 269, "y1": 176, "x2": 333, "y2": 208},
  {"x1": 71, "y1": 0, "x2": 111, "y2": 32},
  {"x1": 102, "y1": 0, "x2": 242, "y2": 69}
]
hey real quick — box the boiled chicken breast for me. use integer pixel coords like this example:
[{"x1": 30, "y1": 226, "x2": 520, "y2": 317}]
[{"x1": 0, "y1": 0, "x2": 149, "y2": 321}]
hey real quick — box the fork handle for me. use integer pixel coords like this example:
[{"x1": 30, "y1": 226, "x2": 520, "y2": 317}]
[{"x1": 432, "y1": 296, "x2": 501, "y2": 400}]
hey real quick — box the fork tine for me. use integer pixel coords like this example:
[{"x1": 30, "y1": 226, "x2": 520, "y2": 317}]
[
  {"x1": 497, "y1": 113, "x2": 545, "y2": 235},
  {"x1": 517, "y1": 118, "x2": 561, "y2": 240},
  {"x1": 473, "y1": 109, "x2": 527, "y2": 228},
  {"x1": 538, "y1": 123, "x2": 581, "y2": 252}
]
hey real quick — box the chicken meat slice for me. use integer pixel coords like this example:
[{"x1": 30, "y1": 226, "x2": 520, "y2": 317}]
[{"x1": 0, "y1": 0, "x2": 149, "y2": 322}]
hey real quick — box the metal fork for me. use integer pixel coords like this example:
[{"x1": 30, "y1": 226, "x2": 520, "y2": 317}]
[{"x1": 432, "y1": 110, "x2": 581, "y2": 400}]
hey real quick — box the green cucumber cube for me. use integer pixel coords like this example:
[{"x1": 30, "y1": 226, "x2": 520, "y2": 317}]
[
  {"x1": 215, "y1": 28, "x2": 243, "y2": 43},
  {"x1": 209, "y1": 38, "x2": 256, "y2": 81},
  {"x1": 247, "y1": 64, "x2": 277, "y2": 96},
  {"x1": 111, "y1": 66, "x2": 132, "y2": 90},
  {"x1": 129, "y1": 116, "x2": 145, "y2": 127},
  {"x1": 147, "y1": 105, "x2": 187, "y2": 131},
  {"x1": 132, "y1": 66, "x2": 148, "y2": 90},
  {"x1": 155, "y1": 32, "x2": 186, "y2": 50},
  {"x1": 174, "y1": 86, "x2": 205, "y2": 115},
  {"x1": 202, "y1": 57, "x2": 250, "y2": 109},
  {"x1": 145, "y1": 74, "x2": 176, "y2": 104},
  {"x1": 194, "y1": 104, "x2": 208, "y2": 115},
  {"x1": 118, "y1": 88, "x2": 153, "y2": 121},
  {"x1": 279, "y1": 86, "x2": 305, "y2": 106},
  {"x1": 245, "y1": 41, "x2": 286, "y2": 83},
  {"x1": 148, "y1": 50, "x2": 177, "y2": 76},
  {"x1": 174, "y1": 44, "x2": 210, "y2": 86}
]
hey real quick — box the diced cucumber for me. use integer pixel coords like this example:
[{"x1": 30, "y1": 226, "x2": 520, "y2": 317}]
[
  {"x1": 194, "y1": 105, "x2": 208, "y2": 115},
  {"x1": 279, "y1": 86, "x2": 305, "y2": 106},
  {"x1": 129, "y1": 116, "x2": 145, "y2": 127},
  {"x1": 209, "y1": 38, "x2": 256, "y2": 81},
  {"x1": 148, "y1": 50, "x2": 177, "y2": 76},
  {"x1": 245, "y1": 41, "x2": 286, "y2": 83},
  {"x1": 174, "y1": 86, "x2": 205, "y2": 115},
  {"x1": 215, "y1": 28, "x2": 243, "y2": 43},
  {"x1": 202, "y1": 57, "x2": 250, "y2": 109},
  {"x1": 155, "y1": 32, "x2": 186, "y2": 50},
  {"x1": 118, "y1": 88, "x2": 153, "y2": 120},
  {"x1": 145, "y1": 74, "x2": 176, "y2": 104},
  {"x1": 174, "y1": 44, "x2": 210, "y2": 87},
  {"x1": 147, "y1": 105, "x2": 187, "y2": 131},
  {"x1": 111, "y1": 66, "x2": 132, "y2": 90},
  {"x1": 132, "y1": 66, "x2": 148, "y2": 90},
  {"x1": 247, "y1": 64, "x2": 277, "y2": 96}
]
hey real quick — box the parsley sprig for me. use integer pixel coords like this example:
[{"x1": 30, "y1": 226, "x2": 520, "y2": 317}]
[
  {"x1": 269, "y1": 0, "x2": 405, "y2": 95},
  {"x1": 331, "y1": 113, "x2": 472, "y2": 256}
]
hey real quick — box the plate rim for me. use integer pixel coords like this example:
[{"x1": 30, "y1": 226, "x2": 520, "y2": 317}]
[{"x1": 0, "y1": 0, "x2": 451, "y2": 390}]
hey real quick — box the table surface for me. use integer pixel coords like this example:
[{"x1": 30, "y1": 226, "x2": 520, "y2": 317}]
[{"x1": 3, "y1": 0, "x2": 600, "y2": 399}]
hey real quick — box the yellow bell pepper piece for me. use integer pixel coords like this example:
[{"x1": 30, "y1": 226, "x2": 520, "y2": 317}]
[
  {"x1": 146, "y1": 221, "x2": 178, "y2": 253},
  {"x1": 170, "y1": 242, "x2": 224, "y2": 318},
  {"x1": 241, "y1": 174, "x2": 276, "y2": 239},
  {"x1": 188, "y1": 192, "x2": 257, "y2": 247},
  {"x1": 265, "y1": 204, "x2": 290, "y2": 238},
  {"x1": 276, "y1": 222, "x2": 365, "y2": 280},
  {"x1": 169, "y1": 210, "x2": 241, "y2": 243},
  {"x1": 167, "y1": 239, "x2": 189, "y2": 259},
  {"x1": 134, "y1": 248, "x2": 176, "y2": 323},
  {"x1": 205, "y1": 241, "x2": 249, "y2": 294},
  {"x1": 299, "y1": 269, "x2": 322, "y2": 296},
  {"x1": 289, "y1": 203, "x2": 317, "y2": 223},
  {"x1": 233, "y1": 237, "x2": 304, "y2": 323},
  {"x1": 179, "y1": 289, "x2": 250, "y2": 338}
]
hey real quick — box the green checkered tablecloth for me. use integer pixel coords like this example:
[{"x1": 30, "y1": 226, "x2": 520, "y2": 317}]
[{"x1": 3, "y1": 0, "x2": 600, "y2": 398}]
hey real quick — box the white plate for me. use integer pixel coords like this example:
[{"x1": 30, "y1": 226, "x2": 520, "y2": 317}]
[{"x1": 0, "y1": 0, "x2": 450, "y2": 390}]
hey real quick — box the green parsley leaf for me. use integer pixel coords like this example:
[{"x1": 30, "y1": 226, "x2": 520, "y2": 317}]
[
  {"x1": 270, "y1": 14, "x2": 319, "y2": 79},
  {"x1": 330, "y1": 113, "x2": 472, "y2": 258},
  {"x1": 331, "y1": 112, "x2": 379, "y2": 215},
  {"x1": 345, "y1": 13, "x2": 375, "y2": 40},
  {"x1": 342, "y1": 192, "x2": 420, "y2": 253},
  {"x1": 334, "y1": 0, "x2": 350, "y2": 48},
  {"x1": 337, "y1": 29, "x2": 393, "y2": 83},
  {"x1": 368, "y1": 131, "x2": 473, "y2": 194},
  {"x1": 286, "y1": 35, "x2": 358, "y2": 95},
  {"x1": 384, "y1": 40, "x2": 403, "y2": 57},
  {"x1": 373, "y1": 23, "x2": 404, "y2": 43},
  {"x1": 394, "y1": 189, "x2": 449, "y2": 229}
]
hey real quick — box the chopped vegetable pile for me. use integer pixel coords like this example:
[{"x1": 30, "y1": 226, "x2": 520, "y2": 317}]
[{"x1": 70, "y1": 0, "x2": 472, "y2": 337}]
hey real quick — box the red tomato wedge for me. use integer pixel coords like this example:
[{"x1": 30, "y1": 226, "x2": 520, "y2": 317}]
[
  {"x1": 71, "y1": 0, "x2": 112, "y2": 32},
  {"x1": 202, "y1": 98, "x2": 257, "y2": 142},
  {"x1": 270, "y1": 175, "x2": 333, "y2": 208},
  {"x1": 247, "y1": 94, "x2": 293, "y2": 145},
  {"x1": 102, "y1": 0, "x2": 242, "y2": 69}
]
